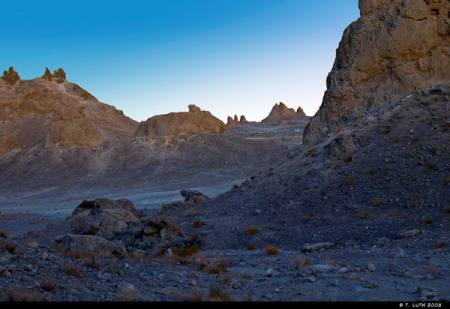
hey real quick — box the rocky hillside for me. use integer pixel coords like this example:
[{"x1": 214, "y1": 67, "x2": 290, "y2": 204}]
[
  {"x1": 0, "y1": 67, "x2": 138, "y2": 159},
  {"x1": 303, "y1": 0, "x2": 449, "y2": 144}
]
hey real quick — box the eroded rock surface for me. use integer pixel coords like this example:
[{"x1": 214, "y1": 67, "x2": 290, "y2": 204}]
[{"x1": 304, "y1": 0, "x2": 450, "y2": 143}]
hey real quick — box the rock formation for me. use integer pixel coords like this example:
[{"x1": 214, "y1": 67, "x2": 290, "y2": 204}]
[
  {"x1": 0, "y1": 67, "x2": 138, "y2": 157},
  {"x1": 303, "y1": 0, "x2": 450, "y2": 144},
  {"x1": 262, "y1": 102, "x2": 307, "y2": 124},
  {"x1": 1, "y1": 67, "x2": 20, "y2": 85},
  {"x1": 135, "y1": 105, "x2": 228, "y2": 144}
]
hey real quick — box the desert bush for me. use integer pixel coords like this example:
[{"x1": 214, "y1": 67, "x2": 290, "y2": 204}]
[
  {"x1": 40, "y1": 277, "x2": 58, "y2": 292},
  {"x1": 372, "y1": 198, "x2": 382, "y2": 207},
  {"x1": 300, "y1": 214, "x2": 311, "y2": 222},
  {"x1": 192, "y1": 220, "x2": 205, "y2": 228},
  {"x1": 245, "y1": 243, "x2": 256, "y2": 251},
  {"x1": 345, "y1": 175, "x2": 354, "y2": 186},
  {"x1": 380, "y1": 126, "x2": 391, "y2": 134},
  {"x1": 0, "y1": 229, "x2": 8, "y2": 238},
  {"x1": 243, "y1": 226, "x2": 259, "y2": 235},
  {"x1": 208, "y1": 285, "x2": 234, "y2": 302},
  {"x1": 203, "y1": 255, "x2": 228, "y2": 274},
  {"x1": 58, "y1": 261, "x2": 82, "y2": 278},
  {"x1": 358, "y1": 211, "x2": 370, "y2": 219},
  {"x1": 264, "y1": 245, "x2": 279, "y2": 256},
  {"x1": 0, "y1": 287, "x2": 47, "y2": 301},
  {"x1": 294, "y1": 257, "x2": 312, "y2": 269}
]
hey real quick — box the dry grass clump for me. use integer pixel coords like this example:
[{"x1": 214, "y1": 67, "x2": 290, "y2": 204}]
[
  {"x1": 358, "y1": 211, "x2": 370, "y2": 219},
  {"x1": 245, "y1": 243, "x2": 256, "y2": 250},
  {"x1": 243, "y1": 226, "x2": 259, "y2": 235},
  {"x1": 345, "y1": 175, "x2": 355, "y2": 186},
  {"x1": 117, "y1": 283, "x2": 139, "y2": 301},
  {"x1": 0, "y1": 229, "x2": 8, "y2": 238},
  {"x1": 294, "y1": 256, "x2": 312, "y2": 269},
  {"x1": 380, "y1": 126, "x2": 391, "y2": 134},
  {"x1": 1, "y1": 239, "x2": 16, "y2": 254},
  {"x1": 208, "y1": 285, "x2": 234, "y2": 302},
  {"x1": 0, "y1": 287, "x2": 47, "y2": 301},
  {"x1": 192, "y1": 220, "x2": 205, "y2": 228},
  {"x1": 58, "y1": 261, "x2": 83, "y2": 278},
  {"x1": 300, "y1": 214, "x2": 311, "y2": 222},
  {"x1": 39, "y1": 277, "x2": 58, "y2": 292},
  {"x1": 264, "y1": 245, "x2": 279, "y2": 256},
  {"x1": 202, "y1": 255, "x2": 229, "y2": 274},
  {"x1": 372, "y1": 198, "x2": 382, "y2": 207}
]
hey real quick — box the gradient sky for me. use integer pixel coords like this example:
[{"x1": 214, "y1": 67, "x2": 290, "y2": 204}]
[{"x1": 1, "y1": 0, "x2": 360, "y2": 122}]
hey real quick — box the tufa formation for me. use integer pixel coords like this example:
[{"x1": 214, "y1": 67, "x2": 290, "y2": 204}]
[{"x1": 303, "y1": 0, "x2": 450, "y2": 144}]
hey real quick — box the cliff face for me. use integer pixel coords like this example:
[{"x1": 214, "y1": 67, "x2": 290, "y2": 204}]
[{"x1": 303, "y1": 0, "x2": 449, "y2": 144}]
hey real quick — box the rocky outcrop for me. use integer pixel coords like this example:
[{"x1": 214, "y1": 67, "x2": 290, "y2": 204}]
[
  {"x1": 0, "y1": 67, "x2": 138, "y2": 156},
  {"x1": 1, "y1": 67, "x2": 20, "y2": 85},
  {"x1": 262, "y1": 102, "x2": 307, "y2": 124},
  {"x1": 135, "y1": 105, "x2": 228, "y2": 144},
  {"x1": 64, "y1": 198, "x2": 198, "y2": 256},
  {"x1": 303, "y1": 0, "x2": 450, "y2": 144}
]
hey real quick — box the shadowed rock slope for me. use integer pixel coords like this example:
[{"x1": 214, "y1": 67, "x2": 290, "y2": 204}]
[{"x1": 303, "y1": 0, "x2": 449, "y2": 144}]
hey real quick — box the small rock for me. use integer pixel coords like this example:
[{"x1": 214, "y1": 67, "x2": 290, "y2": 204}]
[
  {"x1": 302, "y1": 242, "x2": 334, "y2": 252},
  {"x1": 308, "y1": 276, "x2": 316, "y2": 283},
  {"x1": 367, "y1": 263, "x2": 376, "y2": 272}
]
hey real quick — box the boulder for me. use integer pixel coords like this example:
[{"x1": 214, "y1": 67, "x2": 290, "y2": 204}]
[
  {"x1": 67, "y1": 198, "x2": 144, "y2": 239},
  {"x1": 57, "y1": 234, "x2": 127, "y2": 259}
]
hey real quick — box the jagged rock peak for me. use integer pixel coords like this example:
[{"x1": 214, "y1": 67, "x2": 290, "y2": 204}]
[
  {"x1": 239, "y1": 115, "x2": 248, "y2": 123},
  {"x1": 296, "y1": 106, "x2": 306, "y2": 117},
  {"x1": 53, "y1": 68, "x2": 66, "y2": 80},
  {"x1": 188, "y1": 104, "x2": 202, "y2": 112},
  {"x1": 1, "y1": 67, "x2": 20, "y2": 85},
  {"x1": 42, "y1": 67, "x2": 66, "y2": 82},
  {"x1": 43, "y1": 67, "x2": 52, "y2": 81},
  {"x1": 303, "y1": 0, "x2": 450, "y2": 144}
]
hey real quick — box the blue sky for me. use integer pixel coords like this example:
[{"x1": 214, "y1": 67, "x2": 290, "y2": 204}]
[{"x1": 1, "y1": 0, "x2": 359, "y2": 122}]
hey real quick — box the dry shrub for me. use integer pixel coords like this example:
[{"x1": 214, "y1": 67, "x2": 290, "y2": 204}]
[
  {"x1": 1, "y1": 239, "x2": 16, "y2": 254},
  {"x1": 294, "y1": 257, "x2": 312, "y2": 269},
  {"x1": 40, "y1": 277, "x2": 58, "y2": 292},
  {"x1": 389, "y1": 210, "x2": 409, "y2": 221},
  {"x1": 444, "y1": 205, "x2": 450, "y2": 213},
  {"x1": 372, "y1": 198, "x2": 382, "y2": 207},
  {"x1": 58, "y1": 261, "x2": 82, "y2": 278},
  {"x1": 264, "y1": 245, "x2": 279, "y2": 256},
  {"x1": 243, "y1": 226, "x2": 259, "y2": 235},
  {"x1": 118, "y1": 283, "x2": 139, "y2": 301},
  {"x1": 345, "y1": 175, "x2": 354, "y2": 186},
  {"x1": 203, "y1": 255, "x2": 228, "y2": 274},
  {"x1": 245, "y1": 243, "x2": 256, "y2": 251},
  {"x1": 192, "y1": 220, "x2": 205, "y2": 228},
  {"x1": 0, "y1": 229, "x2": 8, "y2": 238},
  {"x1": 297, "y1": 180, "x2": 305, "y2": 187},
  {"x1": 358, "y1": 211, "x2": 370, "y2": 219},
  {"x1": 319, "y1": 254, "x2": 334, "y2": 266},
  {"x1": 342, "y1": 155, "x2": 352, "y2": 163},
  {"x1": 302, "y1": 161, "x2": 310, "y2": 167},
  {"x1": 1, "y1": 287, "x2": 47, "y2": 301},
  {"x1": 423, "y1": 218, "x2": 433, "y2": 225},
  {"x1": 300, "y1": 214, "x2": 311, "y2": 222},
  {"x1": 208, "y1": 285, "x2": 234, "y2": 302},
  {"x1": 380, "y1": 126, "x2": 391, "y2": 134}
]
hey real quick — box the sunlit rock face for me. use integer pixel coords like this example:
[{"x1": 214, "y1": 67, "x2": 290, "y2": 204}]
[
  {"x1": 303, "y1": 0, "x2": 449, "y2": 144},
  {"x1": 134, "y1": 105, "x2": 228, "y2": 144},
  {"x1": 0, "y1": 67, "x2": 138, "y2": 158}
]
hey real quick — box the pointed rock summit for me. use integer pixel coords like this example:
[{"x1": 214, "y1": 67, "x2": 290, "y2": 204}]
[
  {"x1": 303, "y1": 0, "x2": 450, "y2": 144},
  {"x1": 1, "y1": 67, "x2": 20, "y2": 85},
  {"x1": 262, "y1": 102, "x2": 307, "y2": 124}
]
